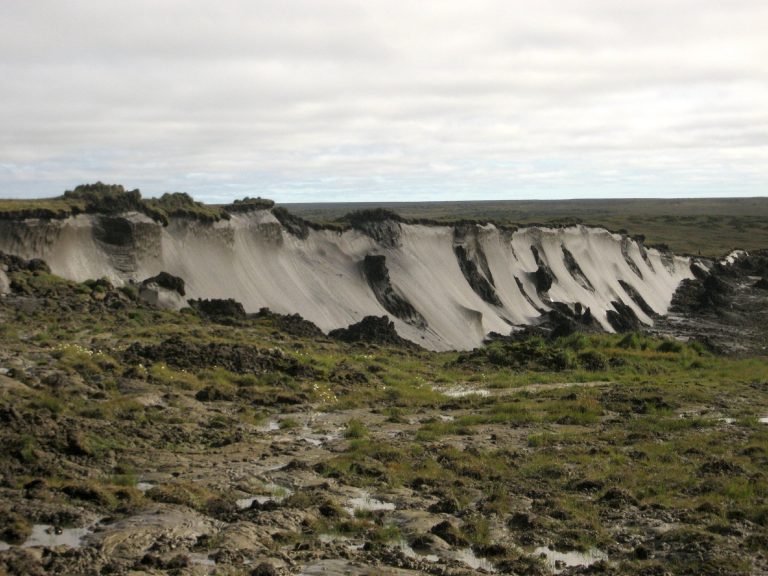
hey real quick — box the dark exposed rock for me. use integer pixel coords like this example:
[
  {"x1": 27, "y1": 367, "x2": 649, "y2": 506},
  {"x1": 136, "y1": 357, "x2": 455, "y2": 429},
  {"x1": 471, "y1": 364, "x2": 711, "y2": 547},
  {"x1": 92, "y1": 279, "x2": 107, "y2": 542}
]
[
  {"x1": 654, "y1": 249, "x2": 768, "y2": 355},
  {"x1": 561, "y1": 245, "x2": 594, "y2": 291},
  {"x1": 691, "y1": 262, "x2": 709, "y2": 280},
  {"x1": 253, "y1": 308, "x2": 324, "y2": 338},
  {"x1": 141, "y1": 272, "x2": 185, "y2": 296},
  {"x1": 453, "y1": 225, "x2": 502, "y2": 306},
  {"x1": 362, "y1": 255, "x2": 427, "y2": 328},
  {"x1": 542, "y1": 302, "x2": 600, "y2": 338},
  {"x1": 530, "y1": 246, "x2": 555, "y2": 294},
  {"x1": 514, "y1": 276, "x2": 546, "y2": 313},
  {"x1": 671, "y1": 275, "x2": 730, "y2": 313},
  {"x1": 195, "y1": 386, "x2": 236, "y2": 402},
  {"x1": 124, "y1": 336, "x2": 313, "y2": 376},
  {"x1": 65, "y1": 430, "x2": 93, "y2": 457},
  {"x1": 699, "y1": 459, "x2": 743, "y2": 475},
  {"x1": 428, "y1": 492, "x2": 460, "y2": 514},
  {"x1": 329, "y1": 316, "x2": 418, "y2": 348},
  {"x1": 343, "y1": 209, "x2": 403, "y2": 247},
  {"x1": 569, "y1": 478, "x2": 605, "y2": 493},
  {"x1": 0, "y1": 548, "x2": 45, "y2": 576},
  {"x1": 429, "y1": 519, "x2": 469, "y2": 546},
  {"x1": 318, "y1": 500, "x2": 347, "y2": 519},
  {"x1": 621, "y1": 237, "x2": 644, "y2": 279},
  {"x1": 94, "y1": 215, "x2": 135, "y2": 247},
  {"x1": 606, "y1": 300, "x2": 642, "y2": 332},
  {"x1": 251, "y1": 562, "x2": 278, "y2": 576},
  {"x1": 0, "y1": 508, "x2": 32, "y2": 544},
  {"x1": 599, "y1": 487, "x2": 638, "y2": 507},
  {"x1": 272, "y1": 206, "x2": 312, "y2": 239},
  {"x1": 138, "y1": 553, "x2": 190, "y2": 570},
  {"x1": 454, "y1": 245, "x2": 502, "y2": 306},
  {"x1": 619, "y1": 280, "x2": 656, "y2": 318},
  {"x1": 189, "y1": 298, "x2": 247, "y2": 320},
  {"x1": 0, "y1": 252, "x2": 51, "y2": 274},
  {"x1": 754, "y1": 277, "x2": 768, "y2": 290}
]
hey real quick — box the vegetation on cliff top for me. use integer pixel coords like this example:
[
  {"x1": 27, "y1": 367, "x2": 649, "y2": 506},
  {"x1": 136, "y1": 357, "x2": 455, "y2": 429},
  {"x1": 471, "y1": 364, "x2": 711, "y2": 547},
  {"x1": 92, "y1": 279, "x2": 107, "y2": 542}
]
[{"x1": 0, "y1": 182, "x2": 274, "y2": 225}]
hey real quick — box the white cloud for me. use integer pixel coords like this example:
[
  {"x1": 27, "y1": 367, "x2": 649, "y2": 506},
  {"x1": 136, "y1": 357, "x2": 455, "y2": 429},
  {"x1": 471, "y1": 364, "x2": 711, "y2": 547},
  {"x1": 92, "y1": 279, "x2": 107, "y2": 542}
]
[{"x1": 0, "y1": 0, "x2": 766, "y2": 201}]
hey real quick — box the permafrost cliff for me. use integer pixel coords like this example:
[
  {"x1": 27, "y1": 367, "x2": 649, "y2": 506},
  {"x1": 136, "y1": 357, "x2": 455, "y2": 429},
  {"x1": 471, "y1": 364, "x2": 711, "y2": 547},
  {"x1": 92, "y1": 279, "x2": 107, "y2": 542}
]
[{"x1": 0, "y1": 208, "x2": 693, "y2": 350}]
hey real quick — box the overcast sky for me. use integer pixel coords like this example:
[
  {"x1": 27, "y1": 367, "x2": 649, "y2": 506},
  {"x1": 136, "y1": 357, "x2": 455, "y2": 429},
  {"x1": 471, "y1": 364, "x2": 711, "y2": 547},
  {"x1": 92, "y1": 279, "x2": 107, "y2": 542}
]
[{"x1": 1, "y1": 0, "x2": 766, "y2": 203}]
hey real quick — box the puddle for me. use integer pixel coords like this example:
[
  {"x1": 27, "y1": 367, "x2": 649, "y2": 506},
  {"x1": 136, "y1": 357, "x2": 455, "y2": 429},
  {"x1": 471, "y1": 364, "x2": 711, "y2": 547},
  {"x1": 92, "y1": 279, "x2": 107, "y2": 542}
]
[
  {"x1": 236, "y1": 482, "x2": 293, "y2": 509},
  {"x1": 189, "y1": 552, "x2": 217, "y2": 566},
  {"x1": 533, "y1": 546, "x2": 608, "y2": 573},
  {"x1": 256, "y1": 420, "x2": 280, "y2": 432},
  {"x1": 302, "y1": 559, "x2": 370, "y2": 576},
  {"x1": 136, "y1": 482, "x2": 154, "y2": 492},
  {"x1": 438, "y1": 386, "x2": 491, "y2": 398},
  {"x1": 345, "y1": 491, "x2": 396, "y2": 515},
  {"x1": 397, "y1": 539, "x2": 439, "y2": 562},
  {"x1": 456, "y1": 547, "x2": 496, "y2": 572},
  {"x1": 301, "y1": 429, "x2": 339, "y2": 447},
  {"x1": 0, "y1": 524, "x2": 95, "y2": 550},
  {"x1": 318, "y1": 533, "x2": 364, "y2": 550}
]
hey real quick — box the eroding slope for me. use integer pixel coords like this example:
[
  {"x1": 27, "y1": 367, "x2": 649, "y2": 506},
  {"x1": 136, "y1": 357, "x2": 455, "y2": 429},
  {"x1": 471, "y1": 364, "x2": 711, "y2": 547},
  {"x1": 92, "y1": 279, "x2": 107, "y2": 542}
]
[{"x1": 0, "y1": 212, "x2": 693, "y2": 350}]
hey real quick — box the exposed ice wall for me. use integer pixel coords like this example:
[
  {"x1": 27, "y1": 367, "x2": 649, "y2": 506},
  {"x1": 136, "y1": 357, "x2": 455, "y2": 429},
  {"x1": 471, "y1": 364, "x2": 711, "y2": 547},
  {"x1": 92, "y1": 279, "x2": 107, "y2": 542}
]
[{"x1": 0, "y1": 210, "x2": 693, "y2": 350}]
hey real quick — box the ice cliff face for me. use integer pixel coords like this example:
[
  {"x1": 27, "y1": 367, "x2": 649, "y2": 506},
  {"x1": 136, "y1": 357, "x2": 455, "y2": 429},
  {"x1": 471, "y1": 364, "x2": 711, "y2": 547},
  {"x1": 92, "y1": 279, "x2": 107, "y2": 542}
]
[{"x1": 0, "y1": 210, "x2": 693, "y2": 350}]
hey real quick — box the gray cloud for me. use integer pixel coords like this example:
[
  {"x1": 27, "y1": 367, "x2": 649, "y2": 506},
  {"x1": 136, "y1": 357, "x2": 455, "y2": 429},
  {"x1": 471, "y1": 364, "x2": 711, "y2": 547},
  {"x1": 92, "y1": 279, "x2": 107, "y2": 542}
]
[{"x1": 0, "y1": 0, "x2": 766, "y2": 202}]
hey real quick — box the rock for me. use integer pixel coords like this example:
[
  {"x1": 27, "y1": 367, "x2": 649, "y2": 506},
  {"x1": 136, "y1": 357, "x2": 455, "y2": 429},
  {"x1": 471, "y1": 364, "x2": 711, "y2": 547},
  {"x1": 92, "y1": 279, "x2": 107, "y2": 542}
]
[
  {"x1": 345, "y1": 209, "x2": 403, "y2": 248},
  {"x1": 599, "y1": 487, "x2": 639, "y2": 508},
  {"x1": 754, "y1": 277, "x2": 768, "y2": 290},
  {"x1": 124, "y1": 335, "x2": 314, "y2": 376},
  {"x1": 699, "y1": 459, "x2": 742, "y2": 475},
  {"x1": 362, "y1": 255, "x2": 427, "y2": 328},
  {"x1": 272, "y1": 206, "x2": 312, "y2": 239},
  {"x1": 619, "y1": 280, "x2": 656, "y2": 317},
  {"x1": 508, "y1": 512, "x2": 536, "y2": 531},
  {"x1": 0, "y1": 548, "x2": 45, "y2": 576},
  {"x1": 189, "y1": 298, "x2": 247, "y2": 320},
  {"x1": 141, "y1": 272, "x2": 185, "y2": 296},
  {"x1": 562, "y1": 245, "x2": 595, "y2": 291},
  {"x1": 251, "y1": 562, "x2": 278, "y2": 576},
  {"x1": 429, "y1": 520, "x2": 468, "y2": 546},
  {"x1": 0, "y1": 251, "x2": 50, "y2": 274},
  {"x1": 139, "y1": 272, "x2": 186, "y2": 310},
  {"x1": 531, "y1": 246, "x2": 555, "y2": 294},
  {"x1": 318, "y1": 500, "x2": 347, "y2": 519},
  {"x1": 452, "y1": 226, "x2": 502, "y2": 306},
  {"x1": 65, "y1": 430, "x2": 94, "y2": 457},
  {"x1": 606, "y1": 300, "x2": 642, "y2": 332},
  {"x1": 0, "y1": 508, "x2": 32, "y2": 544},
  {"x1": 329, "y1": 316, "x2": 418, "y2": 348},
  {"x1": 428, "y1": 495, "x2": 460, "y2": 514},
  {"x1": 253, "y1": 308, "x2": 324, "y2": 338}
]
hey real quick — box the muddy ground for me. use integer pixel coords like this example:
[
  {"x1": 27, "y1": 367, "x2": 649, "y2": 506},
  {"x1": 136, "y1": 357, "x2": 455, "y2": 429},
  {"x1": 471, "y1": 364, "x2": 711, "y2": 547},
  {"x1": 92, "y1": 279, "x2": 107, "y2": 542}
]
[{"x1": 0, "y1": 256, "x2": 767, "y2": 575}]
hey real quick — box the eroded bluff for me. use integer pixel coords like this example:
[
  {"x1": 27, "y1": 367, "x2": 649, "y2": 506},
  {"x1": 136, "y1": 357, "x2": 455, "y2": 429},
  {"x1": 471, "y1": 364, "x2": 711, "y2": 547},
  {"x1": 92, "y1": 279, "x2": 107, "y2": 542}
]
[{"x1": 0, "y1": 210, "x2": 694, "y2": 350}]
